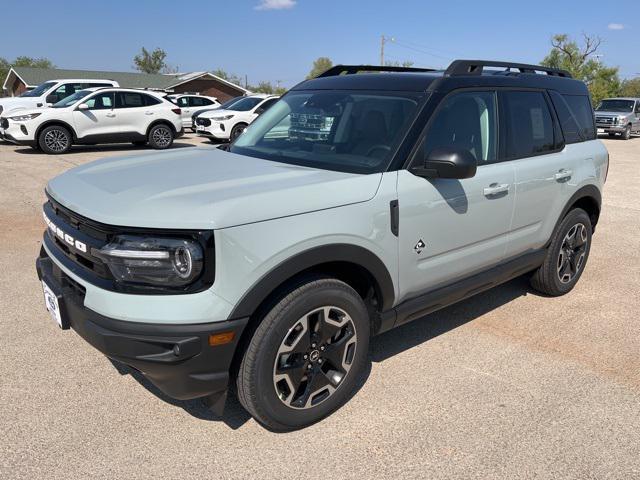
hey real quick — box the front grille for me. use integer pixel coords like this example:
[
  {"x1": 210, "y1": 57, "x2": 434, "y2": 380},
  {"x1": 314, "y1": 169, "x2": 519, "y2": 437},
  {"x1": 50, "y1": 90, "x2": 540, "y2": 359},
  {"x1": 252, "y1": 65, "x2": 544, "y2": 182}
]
[
  {"x1": 595, "y1": 116, "x2": 615, "y2": 125},
  {"x1": 0, "y1": 118, "x2": 8, "y2": 129},
  {"x1": 196, "y1": 117, "x2": 211, "y2": 127},
  {"x1": 44, "y1": 199, "x2": 112, "y2": 281}
]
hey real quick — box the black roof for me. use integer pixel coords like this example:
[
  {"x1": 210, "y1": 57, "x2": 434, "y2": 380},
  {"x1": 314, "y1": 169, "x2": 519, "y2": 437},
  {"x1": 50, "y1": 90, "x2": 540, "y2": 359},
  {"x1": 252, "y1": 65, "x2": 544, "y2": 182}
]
[{"x1": 293, "y1": 60, "x2": 588, "y2": 96}]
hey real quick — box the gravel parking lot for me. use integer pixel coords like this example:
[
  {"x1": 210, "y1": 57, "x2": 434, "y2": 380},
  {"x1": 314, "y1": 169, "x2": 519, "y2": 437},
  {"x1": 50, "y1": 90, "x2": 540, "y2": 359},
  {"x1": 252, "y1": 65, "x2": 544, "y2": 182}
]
[{"x1": 1, "y1": 134, "x2": 639, "y2": 479}]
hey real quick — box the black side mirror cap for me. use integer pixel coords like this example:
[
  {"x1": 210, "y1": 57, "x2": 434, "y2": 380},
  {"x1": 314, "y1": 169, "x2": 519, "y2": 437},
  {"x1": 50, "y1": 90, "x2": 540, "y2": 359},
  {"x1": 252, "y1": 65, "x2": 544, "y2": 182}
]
[
  {"x1": 45, "y1": 94, "x2": 58, "y2": 104},
  {"x1": 411, "y1": 147, "x2": 477, "y2": 180}
]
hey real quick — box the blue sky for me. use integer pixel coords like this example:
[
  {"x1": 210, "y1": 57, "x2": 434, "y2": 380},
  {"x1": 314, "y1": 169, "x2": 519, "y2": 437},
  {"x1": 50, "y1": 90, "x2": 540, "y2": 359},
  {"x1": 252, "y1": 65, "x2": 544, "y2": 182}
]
[{"x1": 1, "y1": 0, "x2": 638, "y2": 87}]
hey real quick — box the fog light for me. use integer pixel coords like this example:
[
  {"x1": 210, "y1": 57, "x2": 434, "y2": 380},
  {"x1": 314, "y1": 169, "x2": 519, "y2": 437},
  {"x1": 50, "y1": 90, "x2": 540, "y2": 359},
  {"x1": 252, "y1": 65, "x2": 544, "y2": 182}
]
[
  {"x1": 209, "y1": 331, "x2": 235, "y2": 346},
  {"x1": 20, "y1": 125, "x2": 28, "y2": 135}
]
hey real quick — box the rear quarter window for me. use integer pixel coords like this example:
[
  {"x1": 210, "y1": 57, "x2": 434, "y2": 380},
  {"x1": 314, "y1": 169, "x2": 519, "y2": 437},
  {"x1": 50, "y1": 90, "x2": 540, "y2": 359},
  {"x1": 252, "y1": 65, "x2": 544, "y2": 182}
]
[
  {"x1": 548, "y1": 91, "x2": 582, "y2": 144},
  {"x1": 563, "y1": 94, "x2": 596, "y2": 140}
]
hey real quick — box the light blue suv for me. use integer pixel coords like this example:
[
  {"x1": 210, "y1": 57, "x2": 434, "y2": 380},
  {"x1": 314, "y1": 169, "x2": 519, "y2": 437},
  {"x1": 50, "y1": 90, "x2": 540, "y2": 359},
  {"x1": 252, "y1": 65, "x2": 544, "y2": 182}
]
[{"x1": 36, "y1": 60, "x2": 608, "y2": 431}]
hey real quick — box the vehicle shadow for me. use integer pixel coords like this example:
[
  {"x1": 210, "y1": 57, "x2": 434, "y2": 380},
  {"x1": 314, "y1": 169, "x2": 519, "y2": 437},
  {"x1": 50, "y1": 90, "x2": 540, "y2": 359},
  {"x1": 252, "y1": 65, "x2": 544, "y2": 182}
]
[
  {"x1": 13, "y1": 142, "x2": 196, "y2": 155},
  {"x1": 109, "y1": 275, "x2": 532, "y2": 430}
]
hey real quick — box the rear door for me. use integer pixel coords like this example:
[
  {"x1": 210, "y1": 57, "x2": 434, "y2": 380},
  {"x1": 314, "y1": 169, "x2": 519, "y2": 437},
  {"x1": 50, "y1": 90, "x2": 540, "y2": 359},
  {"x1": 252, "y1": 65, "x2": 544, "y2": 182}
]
[
  {"x1": 397, "y1": 90, "x2": 515, "y2": 302},
  {"x1": 501, "y1": 90, "x2": 573, "y2": 257},
  {"x1": 114, "y1": 91, "x2": 154, "y2": 135}
]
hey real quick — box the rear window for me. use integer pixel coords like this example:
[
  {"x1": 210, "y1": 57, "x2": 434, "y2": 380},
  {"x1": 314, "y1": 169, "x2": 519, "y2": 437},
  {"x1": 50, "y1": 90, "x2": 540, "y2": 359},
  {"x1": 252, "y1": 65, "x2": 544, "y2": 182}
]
[{"x1": 563, "y1": 95, "x2": 595, "y2": 140}]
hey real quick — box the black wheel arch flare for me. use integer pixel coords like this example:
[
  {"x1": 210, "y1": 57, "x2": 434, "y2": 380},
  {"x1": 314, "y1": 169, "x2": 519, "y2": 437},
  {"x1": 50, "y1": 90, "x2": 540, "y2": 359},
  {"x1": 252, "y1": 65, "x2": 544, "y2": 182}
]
[{"x1": 228, "y1": 243, "x2": 396, "y2": 320}]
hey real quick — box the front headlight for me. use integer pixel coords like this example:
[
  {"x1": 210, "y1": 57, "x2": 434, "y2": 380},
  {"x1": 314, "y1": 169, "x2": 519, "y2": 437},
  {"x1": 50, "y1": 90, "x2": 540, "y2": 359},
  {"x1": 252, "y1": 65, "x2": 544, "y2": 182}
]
[
  {"x1": 9, "y1": 113, "x2": 41, "y2": 122},
  {"x1": 93, "y1": 235, "x2": 204, "y2": 287},
  {"x1": 211, "y1": 114, "x2": 234, "y2": 121},
  {"x1": 618, "y1": 116, "x2": 627, "y2": 124}
]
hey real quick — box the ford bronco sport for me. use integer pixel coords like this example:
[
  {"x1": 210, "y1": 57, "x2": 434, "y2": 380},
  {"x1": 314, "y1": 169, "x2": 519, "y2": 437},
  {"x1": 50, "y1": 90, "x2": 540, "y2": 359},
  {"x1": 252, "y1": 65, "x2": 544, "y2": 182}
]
[{"x1": 36, "y1": 60, "x2": 608, "y2": 431}]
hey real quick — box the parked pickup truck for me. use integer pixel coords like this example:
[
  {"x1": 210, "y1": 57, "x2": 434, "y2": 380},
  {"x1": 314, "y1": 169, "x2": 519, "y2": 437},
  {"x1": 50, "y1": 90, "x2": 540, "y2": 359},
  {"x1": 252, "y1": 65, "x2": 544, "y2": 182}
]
[
  {"x1": 0, "y1": 79, "x2": 119, "y2": 118},
  {"x1": 595, "y1": 97, "x2": 640, "y2": 140}
]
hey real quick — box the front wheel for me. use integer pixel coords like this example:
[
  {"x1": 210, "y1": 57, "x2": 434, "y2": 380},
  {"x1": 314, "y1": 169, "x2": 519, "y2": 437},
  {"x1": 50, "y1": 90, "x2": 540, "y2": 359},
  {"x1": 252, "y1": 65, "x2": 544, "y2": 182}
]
[
  {"x1": 622, "y1": 125, "x2": 631, "y2": 140},
  {"x1": 236, "y1": 277, "x2": 370, "y2": 431},
  {"x1": 148, "y1": 124, "x2": 174, "y2": 149},
  {"x1": 38, "y1": 125, "x2": 72, "y2": 154},
  {"x1": 530, "y1": 208, "x2": 592, "y2": 296},
  {"x1": 229, "y1": 123, "x2": 247, "y2": 142}
]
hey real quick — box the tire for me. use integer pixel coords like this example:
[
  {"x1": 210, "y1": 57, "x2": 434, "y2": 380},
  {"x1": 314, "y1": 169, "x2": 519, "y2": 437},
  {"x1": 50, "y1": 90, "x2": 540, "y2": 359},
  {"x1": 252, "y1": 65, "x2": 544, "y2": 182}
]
[
  {"x1": 147, "y1": 124, "x2": 174, "y2": 149},
  {"x1": 132, "y1": 140, "x2": 147, "y2": 147},
  {"x1": 38, "y1": 125, "x2": 72, "y2": 154},
  {"x1": 236, "y1": 277, "x2": 370, "y2": 431},
  {"x1": 230, "y1": 123, "x2": 247, "y2": 142},
  {"x1": 622, "y1": 125, "x2": 631, "y2": 140},
  {"x1": 530, "y1": 208, "x2": 592, "y2": 296}
]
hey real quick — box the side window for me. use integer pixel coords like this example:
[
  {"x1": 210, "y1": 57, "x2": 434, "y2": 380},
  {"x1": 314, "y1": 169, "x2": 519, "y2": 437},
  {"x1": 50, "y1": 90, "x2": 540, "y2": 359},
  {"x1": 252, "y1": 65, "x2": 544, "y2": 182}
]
[
  {"x1": 85, "y1": 92, "x2": 114, "y2": 110},
  {"x1": 257, "y1": 98, "x2": 279, "y2": 113},
  {"x1": 177, "y1": 97, "x2": 189, "y2": 107},
  {"x1": 635, "y1": 101, "x2": 640, "y2": 114},
  {"x1": 54, "y1": 83, "x2": 84, "y2": 101},
  {"x1": 143, "y1": 94, "x2": 162, "y2": 106},
  {"x1": 189, "y1": 97, "x2": 207, "y2": 107},
  {"x1": 423, "y1": 91, "x2": 497, "y2": 164},
  {"x1": 502, "y1": 91, "x2": 555, "y2": 159},
  {"x1": 562, "y1": 95, "x2": 596, "y2": 140},
  {"x1": 549, "y1": 91, "x2": 582, "y2": 144},
  {"x1": 115, "y1": 92, "x2": 145, "y2": 108}
]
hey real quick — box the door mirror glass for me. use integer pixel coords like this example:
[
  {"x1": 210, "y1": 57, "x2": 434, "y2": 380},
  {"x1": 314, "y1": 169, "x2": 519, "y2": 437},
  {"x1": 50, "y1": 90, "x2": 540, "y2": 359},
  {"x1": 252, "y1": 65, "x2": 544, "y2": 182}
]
[
  {"x1": 413, "y1": 146, "x2": 477, "y2": 179},
  {"x1": 77, "y1": 103, "x2": 89, "y2": 110}
]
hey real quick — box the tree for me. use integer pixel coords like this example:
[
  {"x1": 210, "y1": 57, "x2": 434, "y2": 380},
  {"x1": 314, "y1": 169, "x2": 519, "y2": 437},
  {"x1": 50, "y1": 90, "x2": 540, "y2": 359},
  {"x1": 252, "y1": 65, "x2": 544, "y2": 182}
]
[
  {"x1": 133, "y1": 47, "x2": 168, "y2": 74},
  {"x1": 620, "y1": 78, "x2": 640, "y2": 98},
  {"x1": 1, "y1": 56, "x2": 55, "y2": 97},
  {"x1": 541, "y1": 34, "x2": 620, "y2": 105},
  {"x1": 385, "y1": 60, "x2": 414, "y2": 67},
  {"x1": 250, "y1": 80, "x2": 287, "y2": 95},
  {"x1": 212, "y1": 68, "x2": 245, "y2": 88},
  {"x1": 307, "y1": 57, "x2": 333, "y2": 79}
]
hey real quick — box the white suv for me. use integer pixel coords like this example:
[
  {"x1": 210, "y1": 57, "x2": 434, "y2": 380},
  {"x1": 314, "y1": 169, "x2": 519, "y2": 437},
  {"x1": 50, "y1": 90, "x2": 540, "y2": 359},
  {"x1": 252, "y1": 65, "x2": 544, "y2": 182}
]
[
  {"x1": 195, "y1": 94, "x2": 279, "y2": 141},
  {"x1": 166, "y1": 94, "x2": 220, "y2": 131},
  {"x1": 0, "y1": 79, "x2": 119, "y2": 117},
  {"x1": 0, "y1": 87, "x2": 183, "y2": 154}
]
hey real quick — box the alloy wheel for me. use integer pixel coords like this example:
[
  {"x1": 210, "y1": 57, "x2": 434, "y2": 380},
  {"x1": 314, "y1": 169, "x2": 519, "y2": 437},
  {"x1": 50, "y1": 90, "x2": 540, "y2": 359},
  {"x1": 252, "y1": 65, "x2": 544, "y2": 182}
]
[
  {"x1": 152, "y1": 127, "x2": 172, "y2": 147},
  {"x1": 44, "y1": 129, "x2": 69, "y2": 152},
  {"x1": 557, "y1": 223, "x2": 588, "y2": 284},
  {"x1": 273, "y1": 306, "x2": 357, "y2": 410}
]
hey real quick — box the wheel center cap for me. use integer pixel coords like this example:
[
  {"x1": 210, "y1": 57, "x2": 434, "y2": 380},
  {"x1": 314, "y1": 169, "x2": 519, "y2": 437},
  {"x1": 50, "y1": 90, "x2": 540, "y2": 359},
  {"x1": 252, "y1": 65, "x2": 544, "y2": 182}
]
[{"x1": 309, "y1": 350, "x2": 321, "y2": 362}]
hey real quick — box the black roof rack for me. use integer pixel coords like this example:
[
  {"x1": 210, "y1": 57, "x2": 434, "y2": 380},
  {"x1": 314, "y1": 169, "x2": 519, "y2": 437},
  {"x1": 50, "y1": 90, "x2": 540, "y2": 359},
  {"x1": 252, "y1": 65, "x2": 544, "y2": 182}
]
[
  {"x1": 445, "y1": 60, "x2": 572, "y2": 78},
  {"x1": 317, "y1": 64, "x2": 437, "y2": 78}
]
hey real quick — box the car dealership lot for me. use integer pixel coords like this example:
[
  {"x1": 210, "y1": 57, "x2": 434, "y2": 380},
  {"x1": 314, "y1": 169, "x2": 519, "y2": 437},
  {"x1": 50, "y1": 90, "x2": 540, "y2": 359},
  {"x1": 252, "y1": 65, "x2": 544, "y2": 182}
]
[{"x1": 1, "y1": 136, "x2": 639, "y2": 479}]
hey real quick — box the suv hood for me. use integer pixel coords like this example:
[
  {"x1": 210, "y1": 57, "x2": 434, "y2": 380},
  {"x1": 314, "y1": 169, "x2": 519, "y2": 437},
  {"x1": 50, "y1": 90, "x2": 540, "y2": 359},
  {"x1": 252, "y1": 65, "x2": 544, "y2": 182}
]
[
  {"x1": 0, "y1": 97, "x2": 37, "y2": 115},
  {"x1": 46, "y1": 147, "x2": 382, "y2": 230},
  {"x1": 200, "y1": 108, "x2": 234, "y2": 118}
]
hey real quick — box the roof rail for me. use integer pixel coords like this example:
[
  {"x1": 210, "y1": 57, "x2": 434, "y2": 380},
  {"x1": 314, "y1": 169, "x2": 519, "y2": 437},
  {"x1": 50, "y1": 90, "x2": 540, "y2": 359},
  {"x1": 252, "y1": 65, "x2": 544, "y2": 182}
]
[
  {"x1": 317, "y1": 64, "x2": 437, "y2": 78},
  {"x1": 445, "y1": 60, "x2": 572, "y2": 78}
]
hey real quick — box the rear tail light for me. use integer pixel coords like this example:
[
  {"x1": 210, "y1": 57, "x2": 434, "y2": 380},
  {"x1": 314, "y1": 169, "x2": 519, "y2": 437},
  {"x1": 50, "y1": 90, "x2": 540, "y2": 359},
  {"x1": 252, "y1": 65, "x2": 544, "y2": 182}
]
[{"x1": 171, "y1": 108, "x2": 181, "y2": 115}]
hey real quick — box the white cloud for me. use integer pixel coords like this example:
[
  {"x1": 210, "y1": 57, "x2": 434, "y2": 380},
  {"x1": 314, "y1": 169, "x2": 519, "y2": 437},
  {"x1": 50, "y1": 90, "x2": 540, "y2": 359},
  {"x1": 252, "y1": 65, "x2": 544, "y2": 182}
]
[
  {"x1": 255, "y1": 0, "x2": 297, "y2": 10},
  {"x1": 608, "y1": 23, "x2": 625, "y2": 30}
]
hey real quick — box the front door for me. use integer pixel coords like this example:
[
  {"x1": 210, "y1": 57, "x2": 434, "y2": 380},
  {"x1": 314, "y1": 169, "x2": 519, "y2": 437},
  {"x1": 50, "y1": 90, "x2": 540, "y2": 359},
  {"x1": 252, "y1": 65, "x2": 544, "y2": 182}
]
[
  {"x1": 397, "y1": 90, "x2": 515, "y2": 302},
  {"x1": 72, "y1": 91, "x2": 120, "y2": 140}
]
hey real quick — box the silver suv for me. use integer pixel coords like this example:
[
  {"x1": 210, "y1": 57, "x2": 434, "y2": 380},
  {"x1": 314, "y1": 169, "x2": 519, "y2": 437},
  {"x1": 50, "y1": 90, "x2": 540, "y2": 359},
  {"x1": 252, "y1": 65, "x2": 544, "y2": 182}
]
[
  {"x1": 595, "y1": 97, "x2": 640, "y2": 140},
  {"x1": 35, "y1": 60, "x2": 608, "y2": 431}
]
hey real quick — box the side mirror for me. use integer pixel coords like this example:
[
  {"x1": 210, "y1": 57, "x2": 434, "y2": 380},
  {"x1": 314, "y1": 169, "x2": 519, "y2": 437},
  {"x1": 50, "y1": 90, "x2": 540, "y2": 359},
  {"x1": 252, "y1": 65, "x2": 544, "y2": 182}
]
[
  {"x1": 412, "y1": 147, "x2": 477, "y2": 179},
  {"x1": 77, "y1": 103, "x2": 89, "y2": 111},
  {"x1": 45, "y1": 94, "x2": 58, "y2": 104},
  {"x1": 255, "y1": 107, "x2": 265, "y2": 116}
]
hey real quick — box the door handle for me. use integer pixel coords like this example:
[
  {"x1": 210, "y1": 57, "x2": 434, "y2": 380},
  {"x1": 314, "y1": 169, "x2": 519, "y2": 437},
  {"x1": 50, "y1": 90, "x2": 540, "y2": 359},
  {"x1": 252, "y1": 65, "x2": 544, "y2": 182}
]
[
  {"x1": 554, "y1": 169, "x2": 573, "y2": 181},
  {"x1": 483, "y1": 183, "x2": 510, "y2": 196},
  {"x1": 145, "y1": 111, "x2": 154, "y2": 115},
  {"x1": 105, "y1": 113, "x2": 116, "y2": 118}
]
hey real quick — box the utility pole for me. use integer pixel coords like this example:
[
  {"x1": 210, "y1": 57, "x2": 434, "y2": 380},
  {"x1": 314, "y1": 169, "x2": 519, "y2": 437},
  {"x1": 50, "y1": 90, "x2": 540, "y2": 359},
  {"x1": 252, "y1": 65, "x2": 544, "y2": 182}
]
[{"x1": 380, "y1": 35, "x2": 385, "y2": 66}]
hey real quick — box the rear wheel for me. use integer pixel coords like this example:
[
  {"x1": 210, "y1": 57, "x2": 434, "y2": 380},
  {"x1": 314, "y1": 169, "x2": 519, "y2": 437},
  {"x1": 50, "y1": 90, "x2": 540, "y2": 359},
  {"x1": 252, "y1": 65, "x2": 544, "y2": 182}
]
[
  {"x1": 530, "y1": 208, "x2": 592, "y2": 296},
  {"x1": 38, "y1": 125, "x2": 72, "y2": 154},
  {"x1": 236, "y1": 277, "x2": 370, "y2": 431},
  {"x1": 148, "y1": 124, "x2": 174, "y2": 149}
]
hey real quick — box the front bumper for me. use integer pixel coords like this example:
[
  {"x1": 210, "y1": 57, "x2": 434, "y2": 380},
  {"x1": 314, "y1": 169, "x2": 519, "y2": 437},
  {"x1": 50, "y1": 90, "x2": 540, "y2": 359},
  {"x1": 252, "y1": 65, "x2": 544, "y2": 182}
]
[
  {"x1": 196, "y1": 122, "x2": 230, "y2": 140},
  {"x1": 36, "y1": 248, "x2": 248, "y2": 409},
  {"x1": 0, "y1": 120, "x2": 37, "y2": 146}
]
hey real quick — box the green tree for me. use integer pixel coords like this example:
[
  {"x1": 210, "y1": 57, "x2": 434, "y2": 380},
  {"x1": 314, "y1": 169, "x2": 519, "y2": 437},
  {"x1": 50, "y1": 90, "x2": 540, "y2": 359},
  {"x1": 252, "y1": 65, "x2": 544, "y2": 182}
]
[
  {"x1": 212, "y1": 68, "x2": 245, "y2": 88},
  {"x1": 133, "y1": 47, "x2": 168, "y2": 74},
  {"x1": 620, "y1": 78, "x2": 640, "y2": 98},
  {"x1": 541, "y1": 34, "x2": 620, "y2": 105},
  {"x1": 1, "y1": 56, "x2": 55, "y2": 97},
  {"x1": 307, "y1": 57, "x2": 333, "y2": 79},
  {"x1": 250, "y1": 80, "x2": 286, "y2": 95},
  {"x1": 385, "y1": 60, "x2": 414, "y2": 67}
]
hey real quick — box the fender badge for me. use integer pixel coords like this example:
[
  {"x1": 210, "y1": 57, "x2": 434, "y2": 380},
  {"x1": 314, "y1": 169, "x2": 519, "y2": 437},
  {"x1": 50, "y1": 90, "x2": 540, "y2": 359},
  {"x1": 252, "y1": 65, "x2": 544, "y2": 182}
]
[{"x1": 414, "y1": 239, "x2": 426, "y2": 254}]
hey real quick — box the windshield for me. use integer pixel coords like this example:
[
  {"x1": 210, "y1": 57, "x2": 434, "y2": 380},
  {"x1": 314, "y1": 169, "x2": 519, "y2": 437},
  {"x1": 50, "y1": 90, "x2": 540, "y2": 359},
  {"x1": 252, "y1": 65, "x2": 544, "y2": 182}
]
[
  {"x1": 230, "y1": 90, "x2": 422, "y2": 174},
  {"x1": 227, "y1": 97, "x2": 263, "y2": 111},
  {"x1": 51, "y1": 89, "x2": 93, "y2": 108},
  {"x1": 20, "y1": 82, "x2": 56, "y2": 98},
  {"x1": 597, "y1": 99, "x2": 634, "y2": 112},
  {"x1": 220, "y1": 96, "x2": 243, "y2": 109}
]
